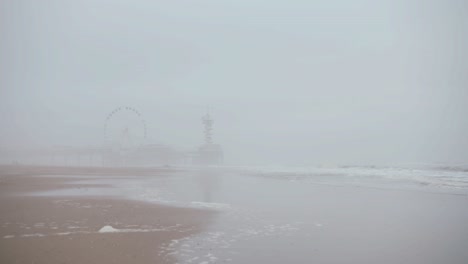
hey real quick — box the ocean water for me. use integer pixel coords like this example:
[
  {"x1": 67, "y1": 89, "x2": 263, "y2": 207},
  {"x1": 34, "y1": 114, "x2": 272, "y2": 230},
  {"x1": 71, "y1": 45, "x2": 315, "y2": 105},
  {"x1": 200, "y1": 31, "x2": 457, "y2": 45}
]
[
  {"x1": 236, "y1": 165, "x2": 468, "y2": 194},
  {"x1": 108, "y1": 166, "x2": 468, "y2": 264}
]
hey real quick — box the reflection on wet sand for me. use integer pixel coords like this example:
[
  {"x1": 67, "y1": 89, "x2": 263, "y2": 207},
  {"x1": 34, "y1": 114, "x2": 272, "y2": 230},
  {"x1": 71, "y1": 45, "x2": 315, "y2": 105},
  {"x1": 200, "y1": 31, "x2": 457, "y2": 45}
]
[{"x1": 194, "y1": 169, "x2": 220, "y2": 203}]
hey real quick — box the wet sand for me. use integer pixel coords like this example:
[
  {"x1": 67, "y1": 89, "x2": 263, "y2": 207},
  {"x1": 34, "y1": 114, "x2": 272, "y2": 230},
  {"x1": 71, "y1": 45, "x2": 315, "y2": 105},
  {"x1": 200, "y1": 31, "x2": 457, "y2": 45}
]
[{"x1": 0, "y1": 166, "x2": 215, "y2": 264}]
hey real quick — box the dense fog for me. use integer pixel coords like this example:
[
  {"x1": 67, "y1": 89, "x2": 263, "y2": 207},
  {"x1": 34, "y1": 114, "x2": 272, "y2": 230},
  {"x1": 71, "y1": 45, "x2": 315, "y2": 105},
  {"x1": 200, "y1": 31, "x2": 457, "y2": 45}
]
[{"x1": 1, "y1": 0, "x2": 467, "y2": 166}]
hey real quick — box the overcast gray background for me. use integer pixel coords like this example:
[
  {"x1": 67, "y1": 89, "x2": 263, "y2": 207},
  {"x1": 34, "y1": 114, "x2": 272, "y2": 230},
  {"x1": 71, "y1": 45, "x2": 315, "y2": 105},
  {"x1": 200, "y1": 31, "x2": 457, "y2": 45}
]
[{"x1": 1, "y1": 0, "x2": 467, "y2": 166}]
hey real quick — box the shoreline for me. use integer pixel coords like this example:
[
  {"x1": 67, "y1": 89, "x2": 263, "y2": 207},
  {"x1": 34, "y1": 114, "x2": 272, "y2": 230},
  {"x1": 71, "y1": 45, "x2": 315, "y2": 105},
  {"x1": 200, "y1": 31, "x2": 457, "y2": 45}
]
[{"x1": 0, "y1": 164, "x2": 184, "y2": 176}]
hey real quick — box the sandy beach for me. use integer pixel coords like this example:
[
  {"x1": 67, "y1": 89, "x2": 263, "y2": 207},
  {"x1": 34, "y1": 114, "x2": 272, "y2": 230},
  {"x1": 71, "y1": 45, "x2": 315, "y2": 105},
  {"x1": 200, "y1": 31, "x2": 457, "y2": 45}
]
[
  {"x1": 1, "y1": 165, "x2": 468, "y2": 264},
  {"x1": 0, "y1": 166, "x2": 215, "y2": 264}
]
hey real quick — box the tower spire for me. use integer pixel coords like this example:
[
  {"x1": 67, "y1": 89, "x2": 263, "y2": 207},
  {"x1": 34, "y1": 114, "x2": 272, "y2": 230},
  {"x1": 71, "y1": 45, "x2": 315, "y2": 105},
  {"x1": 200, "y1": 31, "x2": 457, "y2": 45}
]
[{"x1": 202, "y1": 111, "x2": 213, "y2": 145}]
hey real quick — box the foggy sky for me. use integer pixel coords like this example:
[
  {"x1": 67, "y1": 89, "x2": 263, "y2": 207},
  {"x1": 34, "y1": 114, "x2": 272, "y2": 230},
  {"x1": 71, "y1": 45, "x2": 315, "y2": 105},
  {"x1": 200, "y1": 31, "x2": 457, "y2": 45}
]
[{"x1": 1, "y1": 0, "x2": 467, "y2": 166}]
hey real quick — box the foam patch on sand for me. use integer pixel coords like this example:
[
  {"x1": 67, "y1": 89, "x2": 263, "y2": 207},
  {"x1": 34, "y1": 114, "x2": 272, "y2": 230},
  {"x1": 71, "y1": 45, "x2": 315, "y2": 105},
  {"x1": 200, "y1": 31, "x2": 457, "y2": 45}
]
[{"x1": 98, "y1": 225, "x2": 119, "y2": 233}]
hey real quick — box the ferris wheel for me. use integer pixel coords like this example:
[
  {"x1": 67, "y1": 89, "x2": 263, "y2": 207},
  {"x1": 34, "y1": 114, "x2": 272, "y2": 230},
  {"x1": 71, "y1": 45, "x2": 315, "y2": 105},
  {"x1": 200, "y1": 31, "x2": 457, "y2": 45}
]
[{"x1": 104, "y1": 106, "x2": 147, "y2": 151}]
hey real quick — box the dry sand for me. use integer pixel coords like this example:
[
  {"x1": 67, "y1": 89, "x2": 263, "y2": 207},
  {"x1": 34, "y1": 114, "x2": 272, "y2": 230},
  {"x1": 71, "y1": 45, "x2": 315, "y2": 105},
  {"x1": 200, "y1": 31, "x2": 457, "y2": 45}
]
[{"x1": 0, "y1": 166, "x2": 215, "y2": 264}]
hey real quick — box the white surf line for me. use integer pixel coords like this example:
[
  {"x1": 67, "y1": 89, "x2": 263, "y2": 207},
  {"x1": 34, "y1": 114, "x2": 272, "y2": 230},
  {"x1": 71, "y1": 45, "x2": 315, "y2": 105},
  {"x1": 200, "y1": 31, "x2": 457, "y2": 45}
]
[
  {"x1": 159, "y1": 221, "x2": 306, "y2": 264},
  {"x1": 190, "y1": 201, "x2": 231, "y2": 210},
  {"x1": 3, "y1": 224, "x2": 189, "y2": 239},
  {"x1": 98, "y1": 224, "x2": 183, "y2": 233}
]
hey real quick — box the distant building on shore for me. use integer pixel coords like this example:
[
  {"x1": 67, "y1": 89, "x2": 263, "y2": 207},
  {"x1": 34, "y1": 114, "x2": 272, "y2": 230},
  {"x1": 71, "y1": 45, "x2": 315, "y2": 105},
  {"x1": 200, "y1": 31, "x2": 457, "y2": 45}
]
[{"x1": 193, "y1": 113, "x2": 224, "y2": 165}]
